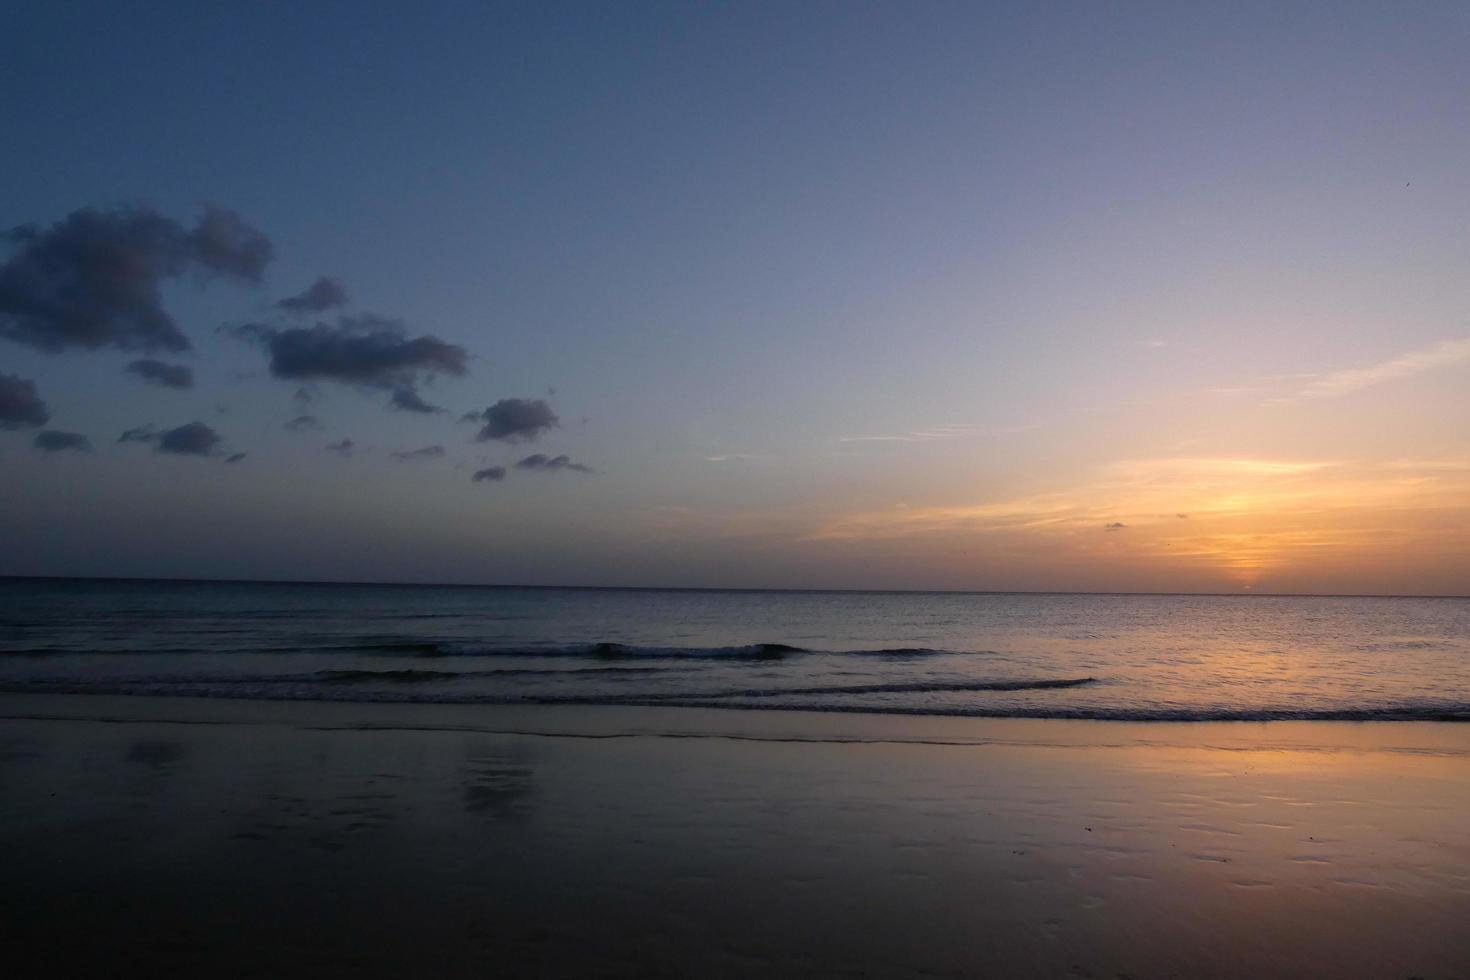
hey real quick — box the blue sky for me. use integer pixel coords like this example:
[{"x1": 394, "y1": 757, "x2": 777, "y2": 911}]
[{"x1": 3, "y1": 2, "x2": 1469, "y2": 592}]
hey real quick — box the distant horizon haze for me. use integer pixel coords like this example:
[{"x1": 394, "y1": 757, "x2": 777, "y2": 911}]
[{"x1": 1, "y1": 574, "x2": 1465, "y2": 601}]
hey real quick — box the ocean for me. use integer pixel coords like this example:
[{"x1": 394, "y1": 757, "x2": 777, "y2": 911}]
[{"x1": 2, "y1": 577, "x2": 1467, "y2": 721}]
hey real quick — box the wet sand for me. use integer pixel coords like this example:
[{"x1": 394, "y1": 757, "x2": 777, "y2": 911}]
[{"x1": 2, "y1": 695, "x2": 1468, "y2": 978}]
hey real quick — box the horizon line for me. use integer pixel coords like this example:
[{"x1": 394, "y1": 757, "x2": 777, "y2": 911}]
[{"x1": 1, "y1": 574, "x2": 1465, "y2": 601}]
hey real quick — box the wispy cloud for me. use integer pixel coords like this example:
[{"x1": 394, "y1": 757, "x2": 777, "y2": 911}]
[
  {"x1": 391, "y1": 445, "x2": 445, "y2": 461},
  {"x1": 837, "y1": 423, "x2": 1031, "y2": 444},
  {"x1": 1274, "y1": 338, "x2": 1470, "y2": 402},
  {"x1": 801, "y1": 453, "x2": 1470, "y2": 583},
  {"x1": 806, "y1": 456, "x2": 1446, "y2": 540}
]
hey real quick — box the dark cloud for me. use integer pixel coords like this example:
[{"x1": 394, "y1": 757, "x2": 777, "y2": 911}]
[
  {"x1": 118, "y1": 424, "x2": 158, "y2": 444},
  {"x1": 284, "y1": 414, "x2": 322, "y2": 432},
  {"x1": 277, "y1": 276, "x2": 348, "y2": 315},
  {"x1": 230, "y1": 315, "x2": 467, "y2": 412},
  {"x1": 515, "y1": 453, "x2": 594, "y2": 474},
  {"x1": 125, "y1": 358, "x2": 193, "y2": 389},
  {"x1": 470, "y1": 398, "x2": 559, "y2": 443},
  {"x1": 33, "y1": 430, "x2": 90, "y2": 453},
  {"x1": 1104, "y1": 522, "x2": 1127, "y2": 531},
  {"x1": 0, "y1": 205, "x2": 271, "y2": 353},
  {"x1": 156, "y1": 421, "x2": 222, "y2": 456},
  {"x1": 225, "y1": 452, "x2": 247, "y2": 464},
  {"x1": 388, "y1": 386, "x2": 443, "y2": 414},
  {"x1": 293, "y1": 386, "x2": 320, "y2": 406},
  {"x1": 0, "y1": 373, "x2": 49, "y2": 428},
  {"x1": 392, "y1": 445, "x2": 445, "y2": 461},
  {"x1": 189, "y1": 207, "x2": 272, "y2": 282},
  {"x1": 472, "y1": 466, "x2": 506, "y2": 482},
  {"x1": 325, "y1": 438, "x2": 354, "y2": 456}
]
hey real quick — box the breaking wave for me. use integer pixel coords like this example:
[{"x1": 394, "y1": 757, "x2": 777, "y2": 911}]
[{"x1": 1, "y1": 641, "x2": 974, "y2": 660}]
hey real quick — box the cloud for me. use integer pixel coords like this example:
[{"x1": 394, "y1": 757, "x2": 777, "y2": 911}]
[
  {"x1": 189, "y1": 207, "x2": 272, "y2": 282},
  {"x1": 225, "y1": 452, "x2": 247, "y2": 464},
  {"x1": 230, "y1": 315, "x2": 467, "y2": 412},
  {"x1": 837, "y1": 424, "x2": 1032, "y2": 444},
  {"x1": 276, "y1": 276, "x2": 348, "y2": 315},
  {"x1": 33, "y1": 430, "x2": 90, "y2": 453},
  {"x1": 1104, "y1": 522, "x2": 1127, "y2": 531},
  {"x1": 325, "y1": 438, "x2": 354, "y2": 456},
  {"x1": 388, "y1": 386, "x2": 443, "y2": 414},
  {"x1": 472, "y1": 466, "x2": 506, "y2": 482},
  {"x1": 0, "y1": 374, "x2": 49, "y2": 428},
  {"x1": 515, "y1": 453, "x2": 594, "y2": 474},
  {"x1": 156, "y1": 421, "x2": 222, "y2": 456},
  {"x1": 469, "y1": 398, "x2": 559, "y2": 442},
  {"x1": 117, "y1": 424, "x2": 158, "y2": 443},
  {"x1": 284, "y1": 414, "x2": 322, "y2": 432},
  {"x1": 125, "y1": 358, "x2": 193, "y2": 389},
  {"x1": 391, "y1": 445, "x2": 445, "y2": 461},
  {"x1": 0, "y1": 205, "x2": 271, "y2": 353},
  {"x1": 1287, "y1": 338, "x2": 1470, "y2": 402},
  {"x1": 807, "y1": 457, "x2": 1343, "y2": 543}
]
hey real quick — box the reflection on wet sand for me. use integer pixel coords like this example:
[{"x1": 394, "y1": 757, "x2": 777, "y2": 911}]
[
  {"x1": 462, "y1": 749, "x2": 534, "y2": 820},
  {"x1": 1, "y1": 697, "x2": 1467, "y2": 978},
  {"x1": 127, "y1": 738, "x2": 187, "y2": 768}
]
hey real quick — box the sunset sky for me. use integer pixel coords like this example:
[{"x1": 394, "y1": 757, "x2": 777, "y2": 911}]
[{"x1": 3, "y1": 1, "x2": 1468, "y2": 594}]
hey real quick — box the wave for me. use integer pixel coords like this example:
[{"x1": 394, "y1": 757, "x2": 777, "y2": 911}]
[
  {"x1": 0, "y1": 673, "x2": 1088, "y2": 695},
  {"x1": 315, "y1": 666, "x2": 675, "y2": 682},
  {"x1": 2, "y1": 677, "x2": 1468, "y2": 721},
  {"x1": 543, "y1": 677, "x2": 1099, "y2": 703},
  {"x1": 262, "y1": 641, "x2": 817, "y2": 659},
  {"x1": 0, "y1": 665, "x2": 682, "y2": 688},
  {"x1": 642, "y1": 702, "x2": 1470, "y2": 722},
  {"x1": 0, "y1": 640, "x2": 976, "y2": 660}
]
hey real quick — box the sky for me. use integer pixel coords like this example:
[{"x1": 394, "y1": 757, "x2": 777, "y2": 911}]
[{"x1": 2, "y1": 1, "x2": 1468, "y2": 594}]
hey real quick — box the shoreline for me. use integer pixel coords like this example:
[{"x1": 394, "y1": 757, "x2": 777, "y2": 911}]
[{"x1": 7, "y1": 692, "x2": 1470, "y2": 751}]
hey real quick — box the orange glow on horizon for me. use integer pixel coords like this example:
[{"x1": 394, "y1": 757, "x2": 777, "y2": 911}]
[{"x1": 790, "y1": 455, "x2": 1470, "y2": 591}]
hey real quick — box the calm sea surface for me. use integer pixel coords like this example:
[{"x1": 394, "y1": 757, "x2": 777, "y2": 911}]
[{"x1": 2, "y1": 578, "x2": 1467, "y2": 720}]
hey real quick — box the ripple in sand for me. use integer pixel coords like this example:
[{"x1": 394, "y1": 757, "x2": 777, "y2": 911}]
[
  {"x1": 1108, "y1": 872, "x2": 1153, "y2": 882},
  {"x1": 1176, "y1": 822, "x2": 1244, "y2": 837}
]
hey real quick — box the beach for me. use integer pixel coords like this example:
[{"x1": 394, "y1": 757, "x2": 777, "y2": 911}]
[
  {"x1": 4, "y1": 694, "x2": 1468, "y2": 978},
  {"x1": 8, "y1": 2, "x2": 1470, "y2": 976}
]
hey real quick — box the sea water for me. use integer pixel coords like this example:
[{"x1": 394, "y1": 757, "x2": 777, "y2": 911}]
[{"x1": 2, "y1": 578, "x2": 1467, "y2": 720}]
